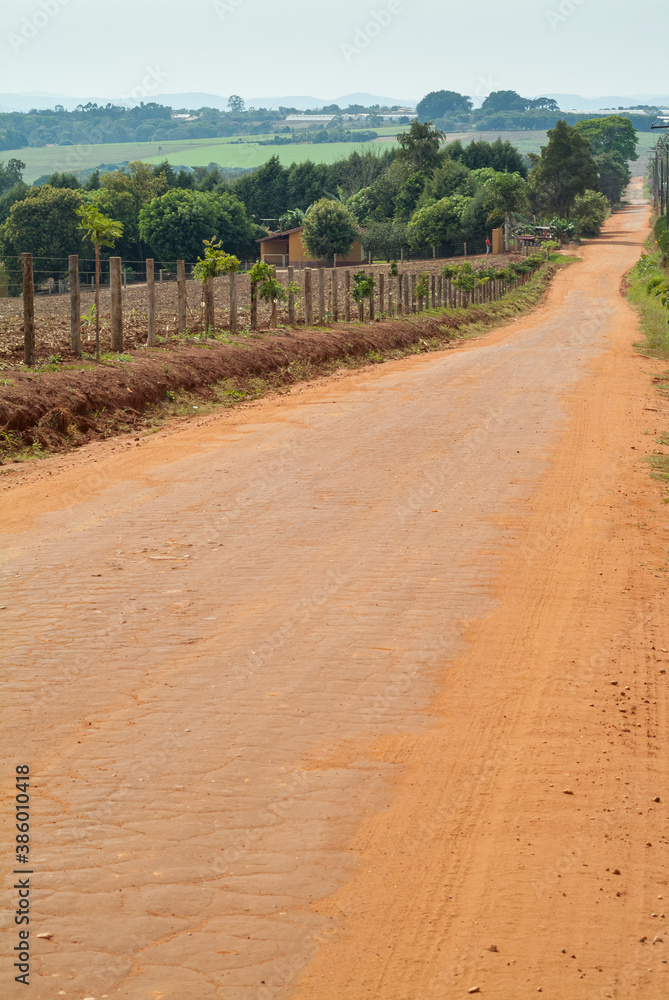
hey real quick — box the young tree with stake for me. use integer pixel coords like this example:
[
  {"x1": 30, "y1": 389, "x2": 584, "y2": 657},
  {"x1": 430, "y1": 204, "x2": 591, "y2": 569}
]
[{"x1": 76, "y1": 204, "x2": 123, "y2": 359}]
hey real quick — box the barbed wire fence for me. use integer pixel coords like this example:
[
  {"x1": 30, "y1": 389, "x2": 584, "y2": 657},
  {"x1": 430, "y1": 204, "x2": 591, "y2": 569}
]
[{"x1": 10, "y1": 241, "x2": 541, "y2": 366}]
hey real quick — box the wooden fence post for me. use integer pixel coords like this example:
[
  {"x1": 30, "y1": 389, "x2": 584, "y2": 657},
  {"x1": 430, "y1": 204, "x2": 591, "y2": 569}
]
[
  {"x1": 388, "y1": 276, "x2": 394, "y2": 316},
  {"x1": 21, "y1": 253, "x2": 35, "y2": 366},
  {"x1": 378, "y1": 273, "x2": 385, "y2": 316},
  {"x1": 204, "y1": 277, "x2": 215, "y2": 337},
  {"x1": 344, "y1": 270, "x2": 351, "y2": 322},
  {"x1": 146, "y1": 259, "x2": 156, "y2": 346},
  {"x1": 397, "y1": 274, "x2": 403, "y2": 316},
  {"x1": 250, "y1": 279, "x2": 258, "y2": 330},
  {"x1": 438, "y1": 274, "x2": 443, "y2": 308},
  {"x1": 331, "y1": 268, "x2": 338, "y2": 322},
  {"x1": 229, "y1": 271, "x2": 238, "y2": 333},
  {"x1": 110, "y1": 256, "x2": 123, "y2": 352},
  {"x1": 431, "y1": 275, "x2": 436, "y2": 310},
  {"x1": 304, "y1": 269, "x2": 312, "y2": 326},
  {"x1": 411, "y1": 274, "x2": 417, "y2": 314},
  {"x1": 177, "y1": 260, "x2": 187, "y2": 333},
  {"x1": 270, "y1": 266, "x2": 278, "y2": 329},
  {"x1": 69, "y1": 253, "x2": 80, "y2": 356},
  {"x1": 369, "y1": 271, "x2": 375, "y2": 321},
  {"x1": 288, "y1": 265, "x2": 296, "y2": 325},
  {"x1": 318, "y1": 267, "x2": 325, "y2": 324}
]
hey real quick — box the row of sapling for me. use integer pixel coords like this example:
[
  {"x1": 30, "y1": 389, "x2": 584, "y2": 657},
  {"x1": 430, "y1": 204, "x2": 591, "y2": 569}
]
[{"x1": 62, "y1": 202, "x2": 557, "y2": 353}]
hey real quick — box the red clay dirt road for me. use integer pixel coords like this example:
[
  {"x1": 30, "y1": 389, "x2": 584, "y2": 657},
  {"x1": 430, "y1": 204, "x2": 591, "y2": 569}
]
[{"x1": 2, "y1": 187, "x2": 668, "y2": 1000}]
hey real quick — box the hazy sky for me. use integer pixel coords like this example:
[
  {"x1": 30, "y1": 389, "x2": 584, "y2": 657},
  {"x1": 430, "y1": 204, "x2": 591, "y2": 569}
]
[{"x1": 3, "y1": 0, "x2": 668, "y2": 102}]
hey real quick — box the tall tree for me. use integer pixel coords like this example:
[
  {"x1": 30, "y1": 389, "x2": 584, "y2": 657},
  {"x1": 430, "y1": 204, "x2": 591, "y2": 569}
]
[
  {"x1": 480, "y1": 90, "x2": 529, "y2": 114},
  {"x1": 595, "y1": 152, "x2": 631, "y2": 204},
  {"x1": 483, "y1": 171, "x2": 528, "y2": 251},
  {"x1": 529, "y1": 120, "x2": 599, "y2": 217},
  {"x1": 396, "y1": 120, "x2": 445, "y2": 173},
  {"x1": 1, "y1": 184, "x2": 83, "y2": 280},
  {"x1": 573, "y1": 115, "x2": 639, "y2": 162},
  {"x1": 228, "y1": 95, "x2": 245, "y2": 114},
  {"x1": 139, "y1": 188, "x2": 255, "y2": 263},
  {"x1": 231, "y1": 155, "x2": 288, "y2": 221},
  {"x1": 416, "y1": 91, "x2": 473, "y2": 120}
]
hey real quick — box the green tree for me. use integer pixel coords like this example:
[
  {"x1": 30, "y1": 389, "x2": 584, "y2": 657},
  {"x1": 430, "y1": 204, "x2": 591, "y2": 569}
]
[
  {"x1": 231, "y1": 155, "x2": 289, "y2": 221},
  {"x1": 278, "y1": 207, "x2": 306, "y2": 232},
  {"x1": 480, "y1": 90, "x2": 528, "y2": 114},
  {"x1": 228, "y1": 95, "x2": 245, "y2": 114},
  {"x1": 1, "y1": 184, "x2": 84, "y2": 281},
  {"x1": 572, "y1": 190, "x2": 610, "y2": 237},
  {"x1": 573, "y1": 115, "x2": 638, "y2": 162},
  {"x1": 448, "y1": 137, "x2": 528, "y2": 178},
  {"x1": 423, "y1": 158, "x2": 471, "y2": 201},
  {"x1": 45, "y1": 171, "x2": 82, "y2": 189},
  {"x1": 0, "y1": 181, "x2": 28, "y2": 225},
  {"x1": 194, "y1": 238, "x2": 240, "y2": 336},
  {"x1": 139, "y1": 188, "x2": 255, "y2": 263},
  {"x1": 595, "y1": 152, "x2": 631, "y2": 204},
  {"x1": 417, "y1": 91, "x2": 473, "y2": 120},
  {"x1": 396, "y1": 120, "x2": 445, "y2": 173},
  {"x1": 407, "y1": 195, "x2": 470, "y2": 249},
  {"x1": 76, "y1": 203, "x2": 123, "y2": 359},
  {"x1": 395, "y1": 170, "x2": 430, "y2": 219},
  {"x1": 301, "y1": 198, "x2": 359, "y2": 264},
  {"x1": 92, "y1": 187, "x2": 142, "y2": 262},
  {"x1": 483, "y1": 171, "x2": 528, "y2": 252},
  {"x1": 529, "y1": 120, "x2": 599, "y2": 217},
  {"x1": 286, "y1": 160, "x2": 329, "y2": 210},
  {"x1": 0, "y1": 158, "x2": 25, "y2": 195}
]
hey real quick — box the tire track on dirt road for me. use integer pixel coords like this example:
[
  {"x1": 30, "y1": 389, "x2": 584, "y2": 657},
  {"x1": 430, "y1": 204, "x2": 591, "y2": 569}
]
[{"x1": 2, "y1": 192, "x2": 667, "y2": 999}]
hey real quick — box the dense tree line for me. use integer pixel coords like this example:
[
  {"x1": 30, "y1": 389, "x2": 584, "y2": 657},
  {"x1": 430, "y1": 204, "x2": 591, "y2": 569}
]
[
  {"x1": 0, "y1": 89, "x2": 657, "y2": 154},
  {"x1": 0, "y1": 100, "x2": 397, "y2": 151},
  {"x1": 416, "y1": 88, "x2": 657, "y2": 134},
  {"x1": 0, "y1": 117, "x2": 637, "y2": 288}
]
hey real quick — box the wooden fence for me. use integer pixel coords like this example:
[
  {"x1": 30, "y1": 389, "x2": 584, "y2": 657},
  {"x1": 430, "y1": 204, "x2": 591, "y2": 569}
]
[{"x1": 18, "y1": 252, "x2": 534, "y2": 362}]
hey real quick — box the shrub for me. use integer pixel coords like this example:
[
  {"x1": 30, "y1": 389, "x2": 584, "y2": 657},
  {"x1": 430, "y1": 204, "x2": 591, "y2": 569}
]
[{"x1": 572, "y1": 190, "x2": 610, "y2": 238}]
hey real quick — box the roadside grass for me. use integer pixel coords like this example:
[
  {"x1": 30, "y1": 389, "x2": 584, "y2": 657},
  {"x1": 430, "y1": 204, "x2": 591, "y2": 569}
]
[
  {"x1": 628, "y1": 248, "x2": 669, "y2": 360},
  {"x1": 627, "y1": 236, "x2": 669, "y2": 498}
]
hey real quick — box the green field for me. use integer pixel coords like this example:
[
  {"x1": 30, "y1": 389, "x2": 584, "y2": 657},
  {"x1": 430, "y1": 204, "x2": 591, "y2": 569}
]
[{"x1": 4, "y1": 128, "x2": 654, "y2": 184}]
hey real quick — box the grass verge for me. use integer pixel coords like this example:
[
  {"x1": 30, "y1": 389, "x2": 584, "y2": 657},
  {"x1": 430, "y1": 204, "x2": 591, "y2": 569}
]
[{"x1": 627, "y1": 233, "x2": 669, "y2": 498}]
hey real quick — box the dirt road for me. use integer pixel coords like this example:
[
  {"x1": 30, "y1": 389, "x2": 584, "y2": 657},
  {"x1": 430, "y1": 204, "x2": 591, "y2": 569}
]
[{"x1": 2, "y1": 190, "x2": 668, "y2": 999}]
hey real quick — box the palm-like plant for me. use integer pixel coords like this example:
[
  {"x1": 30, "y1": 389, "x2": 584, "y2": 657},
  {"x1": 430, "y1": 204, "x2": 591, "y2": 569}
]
[
  {"x1": 484, "y1": 172, "x2": 528, "y2": 253},
  {"x1": 76, "y1": 204, "x2": 123, "y2": 359}
]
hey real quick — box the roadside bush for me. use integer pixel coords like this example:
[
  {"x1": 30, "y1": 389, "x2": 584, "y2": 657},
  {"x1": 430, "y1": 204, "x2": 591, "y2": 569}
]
[
  {"x1": 656, "y1": 227, "x2": 669, "y2": 266},
  {"x1": 572, "y1": 190, "x2": 610, "y2": 237}
]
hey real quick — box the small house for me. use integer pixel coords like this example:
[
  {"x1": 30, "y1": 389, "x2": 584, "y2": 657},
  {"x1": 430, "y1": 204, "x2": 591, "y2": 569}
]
[{"x1": 257, "y1": 226, "x2": 364, "y2": 268}]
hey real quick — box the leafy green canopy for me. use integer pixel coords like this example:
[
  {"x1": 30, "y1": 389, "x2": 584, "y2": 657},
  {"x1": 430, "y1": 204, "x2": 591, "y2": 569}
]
[
  {"x1": 573, "y1": 115, "x2": 639, "y2": 162},
  {"x1": 193, "y1": 238, "x2": 239, "y2": 283},
  {"x1": 1, "y1": 184, "x2": 84, "y2": 279},
  {"x1": 529, "y1": 120, "x2": 599, "y2": 217},
  {"x1": 139, "y1": 188, "x2": 255, "y2": 263},
  {"x1": 416, "y1": 91, "x2": 473, "y2": 120},
  {"x1": 396, "y1": 120, "x2": 445, "y2": 173},
  {"x1": 301, "y1": 199, "x2": 359, "y2": 262}
]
